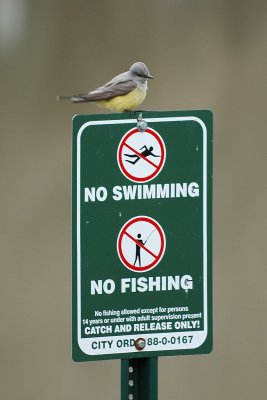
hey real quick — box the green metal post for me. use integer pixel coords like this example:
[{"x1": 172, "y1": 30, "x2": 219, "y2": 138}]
[{"x1": 121, "y1": 357, "x2": 158, "y2": 400}]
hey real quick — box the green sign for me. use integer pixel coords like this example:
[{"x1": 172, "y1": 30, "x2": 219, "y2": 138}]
[{"x1": 72, "y1": 110, "x2": 212, "y2": 361}]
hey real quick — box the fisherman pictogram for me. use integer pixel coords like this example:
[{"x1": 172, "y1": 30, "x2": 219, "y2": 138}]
[
  {"x1": 133, "y1": 229, "x2": 157, "y2": 267},
  {"x1": 117, "y1": 216, "x2": 166, "y2": 272},
  {"x1": 124, "y1": 145, "x2": 160, "y2": 165}
]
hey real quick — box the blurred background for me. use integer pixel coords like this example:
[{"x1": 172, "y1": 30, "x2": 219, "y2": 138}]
[{"x1": 0, "y1": 0, "x2": 266, "y2": 399}]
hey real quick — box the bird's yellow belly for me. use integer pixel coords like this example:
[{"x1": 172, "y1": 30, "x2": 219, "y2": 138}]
[{"x1": 97, "y1": 87, "x2": 146, "y2": 112}]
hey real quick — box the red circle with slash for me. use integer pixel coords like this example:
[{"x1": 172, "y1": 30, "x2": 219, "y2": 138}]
[
  {"x1": 117, "y1": 216, "x2": 166, "y2": 272},
  {"x1": 117, "y1": 127, "x2": 166, "y2": 183}
]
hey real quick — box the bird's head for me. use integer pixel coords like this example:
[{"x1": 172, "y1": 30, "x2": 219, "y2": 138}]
[{"x1": 130, "y1": 62, "x2": 154, "y2": 81}]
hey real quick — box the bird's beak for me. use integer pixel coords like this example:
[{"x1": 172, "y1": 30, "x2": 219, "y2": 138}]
[{"x1": 147, "y1": 74, "x2": 154, "y2": 79}]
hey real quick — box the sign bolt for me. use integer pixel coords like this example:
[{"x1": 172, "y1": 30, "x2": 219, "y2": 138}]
[
  {"x1": 134, "y1": 338, "x2": 146, "y2": 351},
  {"x1": 136, "y1": 112, "x2": 148, "y2": 132}
]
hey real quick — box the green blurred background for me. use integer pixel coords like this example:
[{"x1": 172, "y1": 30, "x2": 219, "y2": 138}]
[{"x1": 0, "y1": 1, "x2": 266, "y2": 399}]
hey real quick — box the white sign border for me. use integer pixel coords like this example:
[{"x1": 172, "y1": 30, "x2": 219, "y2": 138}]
[{"x1": 75, "y1": 116, "x2": 209, "y2": 356}]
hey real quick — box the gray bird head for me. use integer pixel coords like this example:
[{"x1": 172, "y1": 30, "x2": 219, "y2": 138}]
[{"x1": 129, "y1": 62, "x2": 154, "y2": 81}]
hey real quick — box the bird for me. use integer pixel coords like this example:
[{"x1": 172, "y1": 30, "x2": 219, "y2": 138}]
[{"x1": 57, "y1": 62, "x2": 153, "y2": 112}]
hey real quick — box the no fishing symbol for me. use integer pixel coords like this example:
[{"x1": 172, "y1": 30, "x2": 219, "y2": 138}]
[
  {"x1": 117, "y1": 216, "x2": 166, "y2": 272},
  {"x1": 117, "y1": 127, "x2": 166, "y2": 183}
]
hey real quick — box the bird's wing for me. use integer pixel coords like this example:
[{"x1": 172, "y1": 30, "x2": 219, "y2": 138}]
[{"x1": 75, "y1": 73, "x2": 137, "y2": 102}]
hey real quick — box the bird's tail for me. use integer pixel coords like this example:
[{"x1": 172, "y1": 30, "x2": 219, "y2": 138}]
[
  {"x1": 56, "y1": 95, "x2": 88, "y2": 103},
  {"x1": 57, "y1": 95, "x2": 71, "y2": 101}
]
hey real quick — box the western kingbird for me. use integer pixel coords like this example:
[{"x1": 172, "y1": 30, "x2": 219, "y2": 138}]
[{"x1": 57, "y1": 62, "x2": 153, "y2": 112}]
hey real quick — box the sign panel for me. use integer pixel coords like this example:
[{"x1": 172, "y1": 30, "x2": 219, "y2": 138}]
[{"x1": 72, "y1": 110, "x2": 212, "y2": 361}]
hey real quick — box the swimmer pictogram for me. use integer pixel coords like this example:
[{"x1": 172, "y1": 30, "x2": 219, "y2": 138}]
[{"x1": 117, "y1": 127, "x2": 166, "y2": 183}]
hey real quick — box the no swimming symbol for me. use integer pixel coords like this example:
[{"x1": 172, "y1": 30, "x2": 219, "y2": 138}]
[
  {"x1": 117, "y1": 127, "x2": 166, "y2": 183},
  {"x1": 117, "y1": 216, "x2": 166, "y2": 272}
]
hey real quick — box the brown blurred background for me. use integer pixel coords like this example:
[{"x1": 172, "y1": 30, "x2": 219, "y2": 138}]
[{"x1": 0, "y1": 1, "x2": 266, "y2": 399}]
